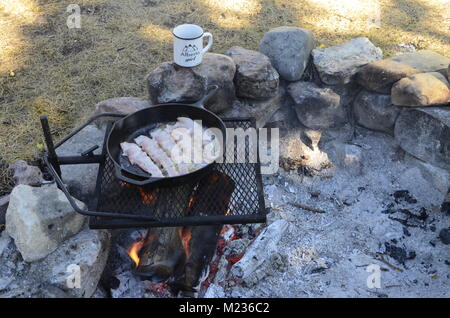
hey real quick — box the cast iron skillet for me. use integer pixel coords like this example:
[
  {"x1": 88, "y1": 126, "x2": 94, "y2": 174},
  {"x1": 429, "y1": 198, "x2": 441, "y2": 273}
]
[{"x1": 107, "y1": 85, "x2": 226, "y2": 187}]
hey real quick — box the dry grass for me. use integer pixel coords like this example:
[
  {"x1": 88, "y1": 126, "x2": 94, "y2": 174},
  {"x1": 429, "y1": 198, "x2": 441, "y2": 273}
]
[{"x1": 0, "y1": 0, "x2": 449, "y2": 194}]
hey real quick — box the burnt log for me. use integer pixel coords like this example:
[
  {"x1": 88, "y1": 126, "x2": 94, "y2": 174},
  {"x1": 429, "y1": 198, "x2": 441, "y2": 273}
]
[{"x1": 135, "y1": 171, "x2": 235, "y2": 292}]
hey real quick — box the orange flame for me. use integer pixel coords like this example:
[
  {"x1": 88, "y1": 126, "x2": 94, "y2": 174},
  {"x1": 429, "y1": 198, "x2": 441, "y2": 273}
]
[
  {"x1": 119, "y1": 181, "x2": 157, "y2": 205},
  {"x1": 127, "y1": 233, "x2": 158, "y2": 267},
  {"x1": 178, "y1": 228, "x2": 193, "y2": 260},
  {"x1": 128, "y1": 240, "x2": 145, "y2": 267}
]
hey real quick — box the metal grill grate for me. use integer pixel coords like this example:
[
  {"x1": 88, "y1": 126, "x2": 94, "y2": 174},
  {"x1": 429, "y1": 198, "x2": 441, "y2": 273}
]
[{"x1": 89, "y1": 118, "x2": 266, "y2": 229}]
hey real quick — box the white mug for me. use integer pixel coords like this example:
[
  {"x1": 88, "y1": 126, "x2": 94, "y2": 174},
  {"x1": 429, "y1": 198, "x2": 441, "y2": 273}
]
[{"x1": 173, "y1": 24, "x2": 213, "y2": 67}]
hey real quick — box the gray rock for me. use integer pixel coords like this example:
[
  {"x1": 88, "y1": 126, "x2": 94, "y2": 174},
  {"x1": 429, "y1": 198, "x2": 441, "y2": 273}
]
[
  {"x1": 312, "y1": 37, "x2": 382, "y2": 85},
  {"x1": 94, "y1": 97, "x2": 151, "y2": 126},
  {"x1": 353, "y1": 90, "x2": 401, "y2": 135},
  {"x1": 9, "y1": 160, "x2": 43, "y2": 186},
  {"x1": 42, "y1": 229, "x2": 110, "y2": 298},
  {"x1": 400, "y1": 155, "x2": 450, "y2": 206},
  {"x1": 220, "y1": 86, "x2": 285, "y2": 128},
  {"x1": 259, "y1": 27, "x2": 315, "y2": 81},
  {"x1": 439, "y1": 228, "x2": 450, "y2": 245},
  {"x1": 56, "y1": 124, "x2": 105, "y2": 202},
  {"x1": 226, "y1": 46, "x2": 279, "y2": 99},
  {"x1": 287, "y1": 81, "x2": 346, "y2": 129},
  {"x1": 6, "y1": 185, "x2": 86, "y2": 262},
  {"x1": 394, "y1": 107, "x2": 450, "y2": 170},
  {"x1": 146, "y1": 53, "x2": 236, "y2": 113},
  {"x1": 0, "y1": 229, "x2": 110, "y2": 298},
  {"x1": 357, "y1": 50, "x2": 450, "y2": 93},
  {"x1": 324, "y1": 81, "x2": 361, "y2": 108},
  {"x1": 265, "y1": 102, "x2": 298, "y2": 129},
  {"x1": 391, "y1": 72, "x2": 450, "y2": 106},
  {"x1": 147, "y1": 62, "x2": 204, "y2": 103}
]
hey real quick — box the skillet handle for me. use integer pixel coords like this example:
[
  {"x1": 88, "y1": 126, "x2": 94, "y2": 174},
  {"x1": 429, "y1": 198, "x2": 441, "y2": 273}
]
[
  {"x1": 114, "y1": 165, "x2": 158, "y2": 186},
  {"x1": 191, "y1": 85, "x2": 219, "y2": 108}
]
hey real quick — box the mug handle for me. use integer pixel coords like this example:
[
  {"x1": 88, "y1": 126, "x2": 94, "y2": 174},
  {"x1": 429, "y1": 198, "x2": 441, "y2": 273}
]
[{"x1": 202, "y1": 32, "x2": 213, "y2": 54}]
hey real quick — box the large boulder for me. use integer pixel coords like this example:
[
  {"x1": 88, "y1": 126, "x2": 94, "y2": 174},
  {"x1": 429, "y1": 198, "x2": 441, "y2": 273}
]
[
  {"x1": 287, "y1": 81, "x2": 346, "y2": 130},
  {"x1": 0, "y1": 229, "x2": 110, "y2": 298},
  {"x1": 357, "y1": 50, "x2": 450, "y2": 93},
  {"x1": 391, "y1": 72, "x2": 450, "y2": 106},
  {"x1": 6, "y1": 185, "x2": 86, "y2": 262},
  {"x1": 9, "y1": 160, "x2": 43, "y2": 186},
  {"x1": 312, "y1": 37, "x2": 382, "y2": 85},
  {"x1": 226, "y1": 46, "x2": 279, "y2": 99},
  {"x1": 95, "y1": 97, "x2": 151, "y2": 115},
  {"x1": 146, "y1": 53, "x2": 236, "y2": 113},
  {"x1": 56, "y1": 124, "x2": 105, "y2": 202},
  {"x1": 220, "y1": 86, "x2": 285, "y2": 128},
  {"x1": 259, "y1": 27, "x2": 315, "y2": 81},
  {"x1": 395, "y1": 107, "x2": 450, "y2": 171},
  {"x1": 94, "y1": 97, "x2": 151, "y2": 126},
  {"x1": 353, "y1": 90, "x2": 401, "y2": 135}
]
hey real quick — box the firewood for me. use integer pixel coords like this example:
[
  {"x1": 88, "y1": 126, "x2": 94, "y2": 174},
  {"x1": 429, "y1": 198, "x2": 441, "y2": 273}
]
[{"x1": 231, "y1": 219, "x2": 289, "y2": 281}]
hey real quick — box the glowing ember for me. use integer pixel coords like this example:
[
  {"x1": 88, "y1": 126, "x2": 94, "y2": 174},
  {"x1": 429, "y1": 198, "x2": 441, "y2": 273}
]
[
  {"x1": 187, "y1": 195, "x2": 196, "y2": 209},
  {"x1": 138, "y1": 187, "x2": 156, "y2": 205}
]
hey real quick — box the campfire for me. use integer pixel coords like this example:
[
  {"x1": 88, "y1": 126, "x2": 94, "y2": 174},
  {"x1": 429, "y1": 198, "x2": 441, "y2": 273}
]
[
  {"x1": 121, "y1": 171, "x2": 237, "y2": 296},
  {"x1": 37, "y1": 114, "x2": 266, "y2": 297}
]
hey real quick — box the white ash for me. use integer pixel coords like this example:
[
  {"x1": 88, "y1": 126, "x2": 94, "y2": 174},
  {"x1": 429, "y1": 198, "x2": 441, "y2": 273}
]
[{"x1": 207, "y1": 127, "x2": 450, "y2": 298}]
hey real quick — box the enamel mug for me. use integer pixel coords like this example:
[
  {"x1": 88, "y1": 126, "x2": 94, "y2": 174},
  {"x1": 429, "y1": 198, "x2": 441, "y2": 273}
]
[{"x1": 173, "y1": 24, "x2": 213, "y2": 67}]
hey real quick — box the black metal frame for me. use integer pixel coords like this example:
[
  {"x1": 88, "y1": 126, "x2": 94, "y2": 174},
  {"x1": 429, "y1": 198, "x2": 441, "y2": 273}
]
[{"x1": 41, "y1": 113, "x2": 267, "y2": 229}]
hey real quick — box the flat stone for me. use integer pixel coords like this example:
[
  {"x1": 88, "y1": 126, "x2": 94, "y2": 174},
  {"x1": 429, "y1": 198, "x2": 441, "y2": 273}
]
[
  {"x1": 56, "y1": 124, "x2": 105, "y2": 202},
  {"x1": 287, "y1": 81, "x2": 346, "y2": 129},
  {"x1": 312, "y1": 37, "x2": 382, "y2": 85},
  {"x1": 357, "y1": 50, "x2": 450, "y2": 93},
  {"x1": 353, "y1": 90, "x2": 401, "y2": 135},
  {"x1": 259, "y1": 27, "x2": 315, "y2": 81},
  {"x1": 391, "y1": 72, "x2": 450, "y2": 106},
  {"x1": 220, "y1": 86, "x2": 285, "y2": 128},
  {"x1": 94, "y1": 97, "x2": 151, "y2": 126},
  {"x1": 146, "y1": 53, "x2": 236, "y2": 113},
  {"x1": 400, "y1": 155, "x2": 450, "y2": 206},
  {"x1": 394, "y1": 107, "x2": 450, "y2": 170},
  {"x1": 9, "y1": 160, "x2": 43, "y2": 186},
  {"x1": 0, "y1": 229, "x2": 110, "y2": 298},
  {"x1": 6, "y1": 185, "x2": 86, "y2": 262},
  {"x1": 226, "y1": 46, "x2": 279, "y2": 99},
  {"x1": 42, "y1": 229, "x2": 110, "y2": 298}
]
